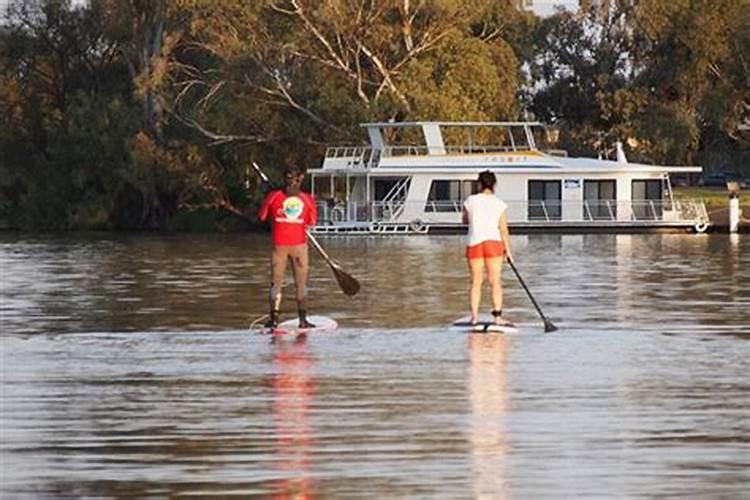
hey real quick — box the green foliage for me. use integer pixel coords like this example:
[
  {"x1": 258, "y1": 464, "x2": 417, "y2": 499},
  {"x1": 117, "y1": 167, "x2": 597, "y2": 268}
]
[
  {"x1": 0, "y1": 0, "x2": 139, "y2": 229},
  {"x1": 528, "y1": 0, "x2": 749, "y2": 171},
  {"x1": 400, "y1": 32, "x2": 519, "y2": 120},
  {"x1": 1, "y1": 0, "x2": 747, "y2": 231}
]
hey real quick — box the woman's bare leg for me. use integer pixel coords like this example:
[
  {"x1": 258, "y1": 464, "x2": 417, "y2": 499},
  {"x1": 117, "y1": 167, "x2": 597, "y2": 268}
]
[
  {"x1": 468, "y1": 258, "x2": 485, "y2": 323},
  {"x1": 486, "y1": 257, "x2": 505, "y2": 324}
]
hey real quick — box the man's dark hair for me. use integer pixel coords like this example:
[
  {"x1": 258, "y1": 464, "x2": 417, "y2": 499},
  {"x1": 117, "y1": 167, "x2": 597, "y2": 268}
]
[
  {"x1": 284, "y1": 164, "x2": 306, "y2": 176},
  {"x1": 478, "y1": 170, "x2": 496, "y2": 190}
]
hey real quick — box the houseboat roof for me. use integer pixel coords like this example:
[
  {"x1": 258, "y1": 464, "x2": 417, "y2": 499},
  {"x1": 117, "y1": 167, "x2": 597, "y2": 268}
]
[
  {"x1": 554, "y1": 157, "x2": 702, "y2": 173},
  {"x1": 314, "y1": 120, "x2": 703, "y2": 174},
  {"x1": 361, "y1": 121, "x2": 544, "y2": 128}
]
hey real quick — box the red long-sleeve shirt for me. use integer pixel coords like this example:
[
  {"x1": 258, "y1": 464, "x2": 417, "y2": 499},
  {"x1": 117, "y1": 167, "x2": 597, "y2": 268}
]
[{"x1": 258, "y1": 190, "x2": 317, "y2": 246}]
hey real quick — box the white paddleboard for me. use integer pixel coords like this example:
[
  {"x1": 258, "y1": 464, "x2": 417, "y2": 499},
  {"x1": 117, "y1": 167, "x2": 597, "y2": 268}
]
[
  {"x1": 451, "y1": 314, "x2": 518, "y2": 334},
  {"x1": 268, "y1": 315, "x2": 338, "y2": 335}
]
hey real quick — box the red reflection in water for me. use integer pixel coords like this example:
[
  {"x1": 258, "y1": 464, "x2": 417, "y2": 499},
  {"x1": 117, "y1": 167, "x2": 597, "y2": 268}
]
[{"x1": 272, "y1": 335, "x2": 317, "y2": 499}]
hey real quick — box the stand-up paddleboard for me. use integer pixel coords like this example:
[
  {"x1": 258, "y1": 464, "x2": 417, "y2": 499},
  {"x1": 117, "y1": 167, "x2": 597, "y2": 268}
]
[
  {"x1": 451, "y1": 314, "x2": 518, "y2": 334},
  {"x1": 254, "y1": 315, "x2": 338, "y2": 335}
]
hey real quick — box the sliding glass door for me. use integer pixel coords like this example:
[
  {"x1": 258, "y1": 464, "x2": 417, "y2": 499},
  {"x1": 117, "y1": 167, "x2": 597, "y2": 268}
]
[
  {"x1": 528, "y1": 180, "x2": 561, "y2": 220},
  {"x1": 426, "y1": 179, "x2": 478, "y2": 212},
  {"x1": 632, "y1": 179, "x2": 663, "y2": 219},
  {"x1": 584, "y1": 180, "x2": 616, "y2": 220}
]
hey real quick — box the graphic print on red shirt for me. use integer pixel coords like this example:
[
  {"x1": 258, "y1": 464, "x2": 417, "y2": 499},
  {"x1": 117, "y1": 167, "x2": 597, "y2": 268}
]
[{"x1": 259, "y1": 190, "x2": 317, "y2": 246}]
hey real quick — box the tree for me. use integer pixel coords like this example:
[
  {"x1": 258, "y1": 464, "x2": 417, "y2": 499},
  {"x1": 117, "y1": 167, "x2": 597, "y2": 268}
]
[
  {"x1": 162, "y1": 0, "x2": 525, "y2": 216},
  {"x1": 631, "y1": 0, "x2": 749, "y2": 170},
  {"x1": 526, "y1": 3, "x2": 643, "y2": 158},
  {"x1": 0, "y1": 0, "x2": 139, "y2": 229},
  {"x1": 526, "y1": 0, "x2": 749, "y2": 170}
]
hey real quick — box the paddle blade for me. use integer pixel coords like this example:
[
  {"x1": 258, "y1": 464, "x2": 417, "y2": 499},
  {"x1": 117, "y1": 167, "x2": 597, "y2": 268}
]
[
  {"x1": 331, "y1": 264, "x2": 360, "y2": 296},
  {"x1": 544, "y1": 320, "x2": 558, "y2": 333}
]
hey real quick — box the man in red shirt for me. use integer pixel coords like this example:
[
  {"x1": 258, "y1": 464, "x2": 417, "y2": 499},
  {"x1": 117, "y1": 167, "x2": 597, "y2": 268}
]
[{"x1": 258, "y1": 164, "x2": 318, "y2": 329}]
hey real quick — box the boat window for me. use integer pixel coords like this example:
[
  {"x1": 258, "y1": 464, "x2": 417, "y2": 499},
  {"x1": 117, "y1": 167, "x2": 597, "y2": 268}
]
[
  {"x1": 632, "y1": 179, "x2": 663, "y2": 219},
  {"x1": 462, "y1": 180, "x2": 479, "y2": 197},
  {"x1": 528, "y1": 180, "x2": 561, "y2": 220},
  {"x1": 426, "y1": 180, "x2": 475, "y2": 212},
  {"x1": 632, "y1": 179, "x2": 662, "y2": 200},
  {"x1": 584, "y1": 180, "x2": 617, "y2": 220},
  {"x1": 373, "y1": 178, "x2": 401, "y2": 200}
]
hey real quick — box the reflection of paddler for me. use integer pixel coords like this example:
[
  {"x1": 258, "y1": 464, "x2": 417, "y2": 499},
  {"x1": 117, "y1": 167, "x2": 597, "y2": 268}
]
[
  {"x1": 272, "y1": 336, "x2": 317, "y2": 499},
  {"x1": 468, "y1": 333, "x2": 510, "y2": 500}
]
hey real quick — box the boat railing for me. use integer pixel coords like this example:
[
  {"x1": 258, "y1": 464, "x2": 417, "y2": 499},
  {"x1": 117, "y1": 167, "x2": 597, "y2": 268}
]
[
  {"x1": 324, "y1": 146, "x2": 370, "y2": 159},
  {"x1": 316, "y1": 199, "x2": 709, "y2": 226},
  {"x1": 322, "y1": 143, "x2": 538, "y2": 169},
  {"x1": 316, "y1": 201, "x2": 371, "y2": 224},
  {"x1": 442, "y1": 145, "x2": 533, "y2": 155},
  {"x1": 323, "y1": 147, "x2": 377, "y2": 169}
]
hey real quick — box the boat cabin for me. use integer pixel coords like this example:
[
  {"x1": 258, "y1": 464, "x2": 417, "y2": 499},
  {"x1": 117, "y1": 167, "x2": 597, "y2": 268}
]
[{"x1": 309, "y1": 122, "x2": 709, "y2": 234}]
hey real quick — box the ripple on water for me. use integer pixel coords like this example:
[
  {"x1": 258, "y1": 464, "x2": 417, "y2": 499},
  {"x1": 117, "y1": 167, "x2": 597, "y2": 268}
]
[{"x1": 1, "y1": 233, "x2": 749, "y2": 497}]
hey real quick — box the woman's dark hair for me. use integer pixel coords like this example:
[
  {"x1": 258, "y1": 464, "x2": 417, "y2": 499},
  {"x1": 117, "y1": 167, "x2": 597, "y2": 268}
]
[{"x1": 478, "y1": 170, "x2": 496, "y2": 191}]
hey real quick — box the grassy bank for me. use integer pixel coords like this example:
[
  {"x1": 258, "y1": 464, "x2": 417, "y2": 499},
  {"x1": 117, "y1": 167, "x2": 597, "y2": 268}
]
[{"x1": 672, "y1": 186, "x2": 745, "y2": 211}]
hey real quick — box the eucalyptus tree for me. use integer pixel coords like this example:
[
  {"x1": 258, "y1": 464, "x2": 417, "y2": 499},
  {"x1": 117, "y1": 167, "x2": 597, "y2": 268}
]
[
  {"x1": 527, "y1": 0, "x2": 748, "y2": 169},
  {"x1": 629, "y1": 0, "x2": 748, "y2": 168},
  {"x1": 163, "y1": 0, "x2": 526, "y2": 217},
  {"x1": 526, "y1": 1, "x2": 649, "y2": 159},
  {"x1": 0, "y1": 0, "x2": 139, "y2": 229}
]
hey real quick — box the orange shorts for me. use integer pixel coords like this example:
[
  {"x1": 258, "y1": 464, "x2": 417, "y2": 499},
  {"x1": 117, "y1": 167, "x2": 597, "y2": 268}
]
[{"x1": 466, "y1": 240, "x2": 506, "y2": 260}]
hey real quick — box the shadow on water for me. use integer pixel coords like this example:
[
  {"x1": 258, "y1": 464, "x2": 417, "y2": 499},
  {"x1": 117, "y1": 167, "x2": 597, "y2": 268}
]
[{"x1": 1, "y1": 233, "x2": 749, "y2": 497}]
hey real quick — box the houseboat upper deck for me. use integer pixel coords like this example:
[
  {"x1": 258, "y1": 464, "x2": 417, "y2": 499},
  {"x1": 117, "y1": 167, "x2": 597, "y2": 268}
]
[{"x1": 309, "y1": 121, "x2": 709, "y2": 234}]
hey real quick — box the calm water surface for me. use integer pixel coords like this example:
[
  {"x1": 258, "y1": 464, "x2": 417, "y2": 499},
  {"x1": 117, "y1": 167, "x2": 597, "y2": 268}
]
[{"x1": 1, "y1": 233, "x2": 749, "y2": 498}]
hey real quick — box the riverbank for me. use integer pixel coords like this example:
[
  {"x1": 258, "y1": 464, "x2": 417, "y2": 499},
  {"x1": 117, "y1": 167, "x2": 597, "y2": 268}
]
[
  {"x1": 672, "y1": 186, "x2": 745, "y2": 211},
  {"x1": 673, "y1": 187, "x2": 749, "y2": 233}
]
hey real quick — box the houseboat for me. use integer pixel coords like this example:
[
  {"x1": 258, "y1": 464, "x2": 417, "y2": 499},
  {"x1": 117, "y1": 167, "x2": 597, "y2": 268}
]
[{"x1": 309, "y1": 121, "x2": 710, "y2": 234}]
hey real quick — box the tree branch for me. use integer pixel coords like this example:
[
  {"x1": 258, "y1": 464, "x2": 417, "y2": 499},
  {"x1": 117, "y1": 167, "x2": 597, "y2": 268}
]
[{"x1": 170, "y1": 109, "x2": 270, "y2": 145}]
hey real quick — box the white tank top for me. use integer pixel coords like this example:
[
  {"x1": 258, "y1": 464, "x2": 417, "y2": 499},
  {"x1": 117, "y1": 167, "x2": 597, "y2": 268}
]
[{"x1": 464, "y1": 193, "x2": 508, "y2": 246}]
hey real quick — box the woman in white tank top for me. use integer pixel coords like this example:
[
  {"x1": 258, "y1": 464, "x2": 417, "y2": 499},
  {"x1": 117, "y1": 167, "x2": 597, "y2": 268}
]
[{"x1": 461, "y1": 170, "x2": 514, "y2": 326}]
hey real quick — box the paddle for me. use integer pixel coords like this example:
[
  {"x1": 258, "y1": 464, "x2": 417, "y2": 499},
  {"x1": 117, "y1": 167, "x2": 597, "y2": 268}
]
[
  {"x1": 250, "y1": 161, "x2": 360, "y2": 296},
  {"x1": 507, "y1": 258, "x2": 558, "y2": 332}
]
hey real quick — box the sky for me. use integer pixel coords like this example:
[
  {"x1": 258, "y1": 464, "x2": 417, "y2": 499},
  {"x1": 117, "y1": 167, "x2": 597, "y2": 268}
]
[{"x1": 528, "y1": 0, "x2": 580, "y2": 17}]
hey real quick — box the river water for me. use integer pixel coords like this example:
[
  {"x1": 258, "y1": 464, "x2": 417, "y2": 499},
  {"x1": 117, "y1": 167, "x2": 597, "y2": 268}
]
[{"x1": 1, "y1": 233, "x2": 748, "y2": 498}]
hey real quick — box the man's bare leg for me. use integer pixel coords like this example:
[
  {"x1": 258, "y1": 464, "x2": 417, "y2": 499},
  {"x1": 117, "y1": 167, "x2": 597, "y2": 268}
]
[
  {"x1": 290, "y1": 244, "x2": 313, "y2": 328},
  {"x1": 267, "y1": 247, "x2": 288, "y2": 328}
]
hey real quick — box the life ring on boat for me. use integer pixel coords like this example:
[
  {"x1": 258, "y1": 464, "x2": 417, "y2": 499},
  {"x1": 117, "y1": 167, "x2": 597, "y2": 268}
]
[
  {"x1": 409, "y1": 219, "x2": 425, "y2": 232},
  {"x1": 694, "y1": 221, "x2": 709, "y2": 233},
  {"x1": 369, "y1": 221, "x2": 380, "y2": 232}
]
